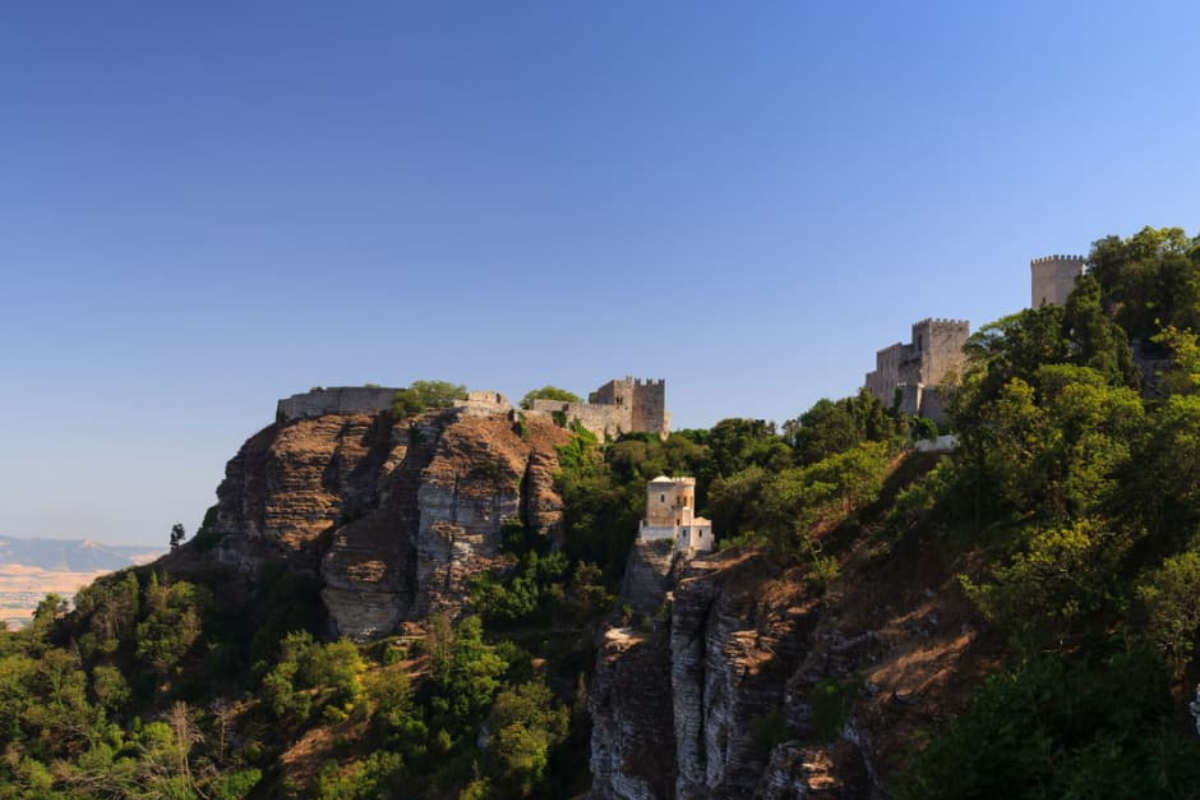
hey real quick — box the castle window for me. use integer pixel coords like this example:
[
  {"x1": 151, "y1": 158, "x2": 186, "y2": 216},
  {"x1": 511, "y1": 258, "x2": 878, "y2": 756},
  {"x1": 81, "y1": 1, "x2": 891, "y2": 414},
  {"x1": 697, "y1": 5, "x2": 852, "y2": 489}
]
[{"x1": 661, "y1": 494, "x2": 665, "y2": 503}]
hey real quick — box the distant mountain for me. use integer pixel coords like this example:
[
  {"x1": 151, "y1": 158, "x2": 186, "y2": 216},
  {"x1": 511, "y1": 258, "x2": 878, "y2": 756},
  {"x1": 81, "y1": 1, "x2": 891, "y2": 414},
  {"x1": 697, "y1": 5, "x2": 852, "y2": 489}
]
[{"x1": 0, "y1": 536, "x2": 162, "y2": 572}]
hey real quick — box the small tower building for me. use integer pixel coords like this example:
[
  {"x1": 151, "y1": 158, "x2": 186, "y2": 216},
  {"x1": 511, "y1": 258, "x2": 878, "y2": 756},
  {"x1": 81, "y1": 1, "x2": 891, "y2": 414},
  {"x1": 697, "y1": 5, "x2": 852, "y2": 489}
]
[{"x1": 639, "y1": 476, "x2": 713, "y2": 555}]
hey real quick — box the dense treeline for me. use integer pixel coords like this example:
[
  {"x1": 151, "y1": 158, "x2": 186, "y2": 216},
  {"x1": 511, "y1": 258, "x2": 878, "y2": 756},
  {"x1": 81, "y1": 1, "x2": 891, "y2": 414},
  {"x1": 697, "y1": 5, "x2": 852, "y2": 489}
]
[
  {"x1": 896, "y1": 227, "x2": 1200, "y2": 798},
  {"x1": 4, "y1": 226, "x2": 1199, "y2": 798}
]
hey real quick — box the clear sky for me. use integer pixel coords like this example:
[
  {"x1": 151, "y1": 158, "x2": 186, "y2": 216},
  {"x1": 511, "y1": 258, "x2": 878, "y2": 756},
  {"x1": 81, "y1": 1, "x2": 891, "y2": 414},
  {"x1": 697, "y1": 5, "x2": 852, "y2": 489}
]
[{"x1": 2, "y1": 1, "x2": 1197, "y2": 545}]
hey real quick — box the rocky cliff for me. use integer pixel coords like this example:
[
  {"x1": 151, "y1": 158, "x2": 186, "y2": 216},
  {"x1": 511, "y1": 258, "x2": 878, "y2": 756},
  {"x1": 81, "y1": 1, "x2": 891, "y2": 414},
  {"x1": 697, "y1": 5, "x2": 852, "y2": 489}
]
[
  {"x1": 208, "y1": 406, "x2": 572, "y2": 639},
  {"x1": 590, "y1": 504, "x2": 985, "y2": 800}
]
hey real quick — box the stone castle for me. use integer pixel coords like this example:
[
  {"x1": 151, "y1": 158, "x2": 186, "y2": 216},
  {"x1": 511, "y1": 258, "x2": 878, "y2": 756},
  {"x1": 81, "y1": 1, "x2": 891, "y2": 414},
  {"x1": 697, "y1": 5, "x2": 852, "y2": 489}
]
[
  {"x1": 526, "y1": 376, "x2": 669, "y2": 441},
  {"x1": 864, "y1": 318, "x2": 970, "y2": 421},
  {"x1": 638, "y1": 476, "x2": 713, "y2": 555},
  {"x1": 276, "y1": 377, "x2": 670, "y2": 441},
  {"x1": 865, "y1": 253, "x2": 1086, "y2": 421}
]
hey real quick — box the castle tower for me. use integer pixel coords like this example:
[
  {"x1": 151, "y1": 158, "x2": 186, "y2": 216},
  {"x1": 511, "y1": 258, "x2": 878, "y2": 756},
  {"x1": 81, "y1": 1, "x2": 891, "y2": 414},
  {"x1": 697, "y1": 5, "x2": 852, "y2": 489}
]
[
  {"x1": 864, "y1": 318, "x2": 969, "y2": 423},
  {"x1": 909, "y1": 318, "x2": 970, "y2": 386},
  {"x1": 645, "y1": 476, "x2": 696, "y2": 527},
  {"x1": 1031, "y1": 255, "x2": 1086, "y2": 308},
  {"x1": 589, "y1": 376, "x2": 669, "y2": 438}
]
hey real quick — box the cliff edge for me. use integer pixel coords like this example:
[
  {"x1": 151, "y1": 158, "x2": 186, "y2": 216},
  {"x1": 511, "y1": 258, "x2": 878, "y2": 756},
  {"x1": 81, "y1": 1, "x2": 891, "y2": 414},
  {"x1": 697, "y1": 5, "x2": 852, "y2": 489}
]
[{"x1": 205, "y1": 405, "x2": 572, "y2": 639}]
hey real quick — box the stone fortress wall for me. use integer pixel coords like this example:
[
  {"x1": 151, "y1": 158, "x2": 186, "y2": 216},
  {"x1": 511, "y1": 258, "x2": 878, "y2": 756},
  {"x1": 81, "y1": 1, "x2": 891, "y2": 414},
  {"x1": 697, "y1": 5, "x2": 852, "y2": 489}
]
[
  {"x1": 277, "y1": 386, "x2": 400, "y2": 422},
  {"x1": 526, "y1": 399, "x2": 626, "y2": 440},
  {"x1": 864, "y1": 318, "x2": 970, "y2": 420},
  {"x1": 590, "y1": 377, "x2": 670, "y2": 438},
  {"x1": 453, "y1": 390, "x2": 513, "y2": 418},
  {"x1": 527, "y1": 376, "x2": 670, "y2": 441},
  {"x1": 1032, "y1": 255, "x2": 1086, "y2": 308},
  {"x1": 275, "y1": 379, "x2": 669, "y2": 441}
]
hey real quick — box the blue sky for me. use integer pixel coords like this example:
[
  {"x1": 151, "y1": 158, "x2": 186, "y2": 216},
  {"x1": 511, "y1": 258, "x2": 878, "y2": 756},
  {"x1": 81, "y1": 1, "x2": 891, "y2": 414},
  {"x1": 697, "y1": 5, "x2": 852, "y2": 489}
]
[{"x1": 1, "y1": 1, "x2": 1197, "y2": 545}]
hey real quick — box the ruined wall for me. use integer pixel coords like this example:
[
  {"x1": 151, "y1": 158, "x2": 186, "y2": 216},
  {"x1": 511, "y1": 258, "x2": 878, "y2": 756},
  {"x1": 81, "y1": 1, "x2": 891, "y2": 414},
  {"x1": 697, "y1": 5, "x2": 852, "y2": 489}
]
[
  {"x1": 526, "y1": 399, "x2": 629, "y2": 440},
  {"x1": 864, "y1": 342, "x2": 910, "y2": 403},
  {"x1": 1031, "y1": 255, "x2": 1086, "y2": 308},
  {"x1": 277, "y1": 387, "x2": 399, "y2": 422},
  {"x1": 453, "y1": 390, "x2": 513, "y2": 418}
]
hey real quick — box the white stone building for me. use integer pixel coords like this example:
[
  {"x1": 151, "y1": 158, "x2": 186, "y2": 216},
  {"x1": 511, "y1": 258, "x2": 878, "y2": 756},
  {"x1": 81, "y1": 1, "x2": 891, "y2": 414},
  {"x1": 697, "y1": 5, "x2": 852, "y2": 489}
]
[{"x1": 638, "y1": 476, "x2": 714, "y2": 555}]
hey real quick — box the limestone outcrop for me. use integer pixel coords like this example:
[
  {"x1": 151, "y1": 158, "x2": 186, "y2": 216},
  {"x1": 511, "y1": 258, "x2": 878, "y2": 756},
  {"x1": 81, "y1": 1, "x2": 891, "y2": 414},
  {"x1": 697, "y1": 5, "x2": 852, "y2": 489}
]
[
  {"x1": 589, "y1": 626, "x2": 677, "y2": 800},
  {"x1": 591, "y1": 529, "x2": 978, "y2": 800},
  {"x1": 207, "y1": 405, "x2": 571, "y2": 639}
]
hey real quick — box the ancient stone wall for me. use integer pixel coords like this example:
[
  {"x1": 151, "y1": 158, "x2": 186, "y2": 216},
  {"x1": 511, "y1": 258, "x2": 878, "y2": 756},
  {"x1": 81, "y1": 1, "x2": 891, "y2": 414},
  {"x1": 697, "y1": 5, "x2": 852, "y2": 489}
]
[
  {"x1": 590, "y1": 376, "x2": 669, "y2": 439},
  {"x1": 631, "y1": 379, "x2": 668, "y2": 436},
  {"x1": 453, "y1": 390, "x2": 513, "y2": 418},
  {"x1": 864, "y1": 342, "x2": 910, "y2": 402},
  {"x1": 526, "y1": 399, "x2": 629, "y2": 440},
  {"x1": 277, "y1": 387, "x2": 399, "y2": 422},
  {"x1": 864, "y1": 319, "x2": 968, "y2": 425},
  {"x1": 910, "y1": 318, "x2": 970, "y2": 385},
  {"x1": 1031, "y1": 255, "x2": 1086, "y2": 308}
]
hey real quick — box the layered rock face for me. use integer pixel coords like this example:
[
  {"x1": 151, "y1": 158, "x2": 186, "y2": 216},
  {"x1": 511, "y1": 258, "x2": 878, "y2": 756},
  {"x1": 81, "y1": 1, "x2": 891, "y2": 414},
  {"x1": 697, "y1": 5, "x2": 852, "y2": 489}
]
[
  {"x1": 209, "y1": 406, "x2": 571, "y2": 639},
  {"x1": 591, "y1": 534, "x2": 972, "y2": 800},
  {"x1": 589, "y1": 552, "x2": 854, "y2": 800}
]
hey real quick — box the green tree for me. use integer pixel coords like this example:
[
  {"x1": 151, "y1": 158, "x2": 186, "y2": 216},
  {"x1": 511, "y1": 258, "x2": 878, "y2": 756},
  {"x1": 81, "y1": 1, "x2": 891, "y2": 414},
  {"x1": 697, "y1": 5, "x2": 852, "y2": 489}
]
[
  {"x1": 170, "y1": 522, "x2": 186, "y2": 551},
  {"x1": 136, "y1": 578, "x2": 207, "y2": 680},
  {"x1": 784, "y1": 389, "x2": 902, "y2": 465},
  {"x1": 1061, "y1": 273, "x2": 1139, "y2": 387},
  {"x1": 1136, "y1": 551, "x2": 1200, "y2": 681},
  {"x1": 392, "y1": 380, "x2": 468, "y2": 418},
  {"x1": 962, "y1": 520, "x2": 1130, "y2": 653},
  {"x1": 1152, "y1": 324, "x2": 1200, "y2": 395},
  {"x1": 487, "y1": 680, "x2": 570, "y2": 796},
  {"x1": 430, "y1": 616, "x2": 508, "y2": 724},
  {"x1": 410, "y1": 379, "x2": 467, "y2": 408},
  {"x1": 1089, "y1": 226, "x2": 1200, "y2": 339}
]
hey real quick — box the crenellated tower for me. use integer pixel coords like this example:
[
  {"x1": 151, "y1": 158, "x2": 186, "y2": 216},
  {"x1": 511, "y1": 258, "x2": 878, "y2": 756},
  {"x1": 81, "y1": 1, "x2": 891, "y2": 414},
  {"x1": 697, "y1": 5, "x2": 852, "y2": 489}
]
[
  {"x1": 589, "y1": 376, "x2": 670, "y2": 438},
  {"x1": 1031, "y1": 255, "x2": 1086, "y2": 308}
]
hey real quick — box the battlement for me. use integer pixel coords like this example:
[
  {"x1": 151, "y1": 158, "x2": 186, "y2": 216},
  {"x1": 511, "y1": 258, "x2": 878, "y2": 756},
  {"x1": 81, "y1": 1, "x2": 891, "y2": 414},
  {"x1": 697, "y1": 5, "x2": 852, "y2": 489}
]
[
  {"x1": 640, "y1": 475, "x2": 712, "y2": 554},
  {"x1": 1031, "y1": 253, "x2": 1087, "y2": 307},
  {"x1": 1031, "y1": 254, "x2": 1086, "y2": 265},
  {"x1": 866, "y1": 317, "x2": 970, "y2": 424},
  {"x1": 453, "y1": 390, "x2": 512, "y2": 417},
  {"x1": 529, "y1": 375, "x2": 669, "y2": 440},
  {"x1": 649, "y1": 475, "x2": 694, "y2": 486},
  {"x1": 277, "y1": 386, "x2": 401, "y2": 422},
  {"x1": 914, "y1": 317, "x2": 969, "y2": 328}
]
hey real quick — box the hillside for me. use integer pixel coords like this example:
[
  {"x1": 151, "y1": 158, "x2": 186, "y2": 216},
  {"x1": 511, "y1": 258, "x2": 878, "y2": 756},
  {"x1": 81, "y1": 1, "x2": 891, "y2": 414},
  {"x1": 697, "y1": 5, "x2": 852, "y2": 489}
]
[
  {"x1": 1, "y1": 227, "x2": 1199, "y2": 799},
  {"x1": 0, "y1": 536, "x2": 160, "y2": 572},
  {"x1": 0, "y1": 536, "x2": 162, "y2": 628}
]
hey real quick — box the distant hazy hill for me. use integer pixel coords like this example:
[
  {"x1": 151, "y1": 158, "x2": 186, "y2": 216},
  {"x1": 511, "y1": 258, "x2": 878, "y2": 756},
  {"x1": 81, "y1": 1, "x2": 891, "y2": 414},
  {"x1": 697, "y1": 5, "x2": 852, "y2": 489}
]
[{"x1": 0, "y1": 536, "x2": 162, "y2": 572}]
